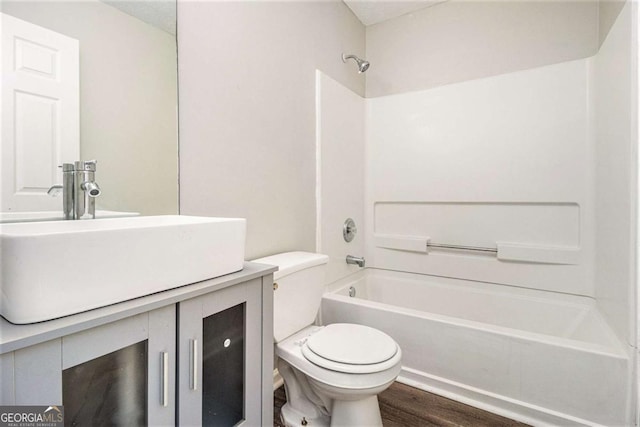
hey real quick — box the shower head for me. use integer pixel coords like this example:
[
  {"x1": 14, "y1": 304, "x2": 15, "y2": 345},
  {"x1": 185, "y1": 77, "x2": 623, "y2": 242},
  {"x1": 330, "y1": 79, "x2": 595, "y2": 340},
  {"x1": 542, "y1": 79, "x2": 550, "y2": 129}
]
[{"x1": 342, "y1": 53, "x2": 370, "y2": 73}]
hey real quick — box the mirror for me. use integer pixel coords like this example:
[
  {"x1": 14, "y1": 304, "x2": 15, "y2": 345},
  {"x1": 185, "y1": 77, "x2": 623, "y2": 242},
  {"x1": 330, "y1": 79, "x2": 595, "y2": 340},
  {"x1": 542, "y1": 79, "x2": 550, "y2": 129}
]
[{"x1": 1, "y1": 0, "x2": 178, "y2": 220}]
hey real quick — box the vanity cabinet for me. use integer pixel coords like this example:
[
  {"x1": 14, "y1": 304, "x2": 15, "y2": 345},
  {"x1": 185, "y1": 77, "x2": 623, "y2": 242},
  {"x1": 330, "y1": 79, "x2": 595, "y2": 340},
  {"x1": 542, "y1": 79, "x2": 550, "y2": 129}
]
[
  {"x1": 2, "y1": 306, "x2": 175, "y2": 425},
  {"x1": 0, "y1": 263, "x2": 275, "y2": 427}
]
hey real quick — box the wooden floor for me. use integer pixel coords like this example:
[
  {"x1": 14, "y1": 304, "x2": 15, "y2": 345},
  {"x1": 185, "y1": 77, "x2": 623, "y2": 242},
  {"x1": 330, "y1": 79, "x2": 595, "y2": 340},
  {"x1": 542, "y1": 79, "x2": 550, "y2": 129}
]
[{"x1": 274, "y1": 382, "x2": 529, "y2": 427}]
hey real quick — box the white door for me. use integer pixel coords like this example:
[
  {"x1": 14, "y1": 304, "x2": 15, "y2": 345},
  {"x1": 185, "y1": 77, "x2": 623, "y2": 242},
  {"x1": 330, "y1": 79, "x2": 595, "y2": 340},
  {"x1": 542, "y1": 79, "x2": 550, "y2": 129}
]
[{"x1": 1, "y1": 13, "x2": 79, "y2": 212}]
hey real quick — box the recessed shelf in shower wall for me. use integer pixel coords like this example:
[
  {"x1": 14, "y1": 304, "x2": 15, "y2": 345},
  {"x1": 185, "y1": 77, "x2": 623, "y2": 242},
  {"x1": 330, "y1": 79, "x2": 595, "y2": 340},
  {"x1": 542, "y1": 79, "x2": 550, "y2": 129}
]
[
  {"x1": 372, "y1": 201, "x2": 582, "y2": 265},
  {"x1": 373, "y1": 234, "x2": 581, "y2": 265}
]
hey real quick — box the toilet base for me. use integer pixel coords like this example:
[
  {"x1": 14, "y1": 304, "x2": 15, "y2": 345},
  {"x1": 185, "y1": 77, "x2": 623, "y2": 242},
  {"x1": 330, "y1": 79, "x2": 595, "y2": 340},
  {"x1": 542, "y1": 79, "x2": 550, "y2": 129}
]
[
  {"x1": 330, "y1": 395, "x2": 383, "y2": 427},
  {"x1": 281, "y1": 402, "x2": 330, "y2": 427},
  {"x1": 280, "y1": 397, "x2": 382, "y2": 427}
]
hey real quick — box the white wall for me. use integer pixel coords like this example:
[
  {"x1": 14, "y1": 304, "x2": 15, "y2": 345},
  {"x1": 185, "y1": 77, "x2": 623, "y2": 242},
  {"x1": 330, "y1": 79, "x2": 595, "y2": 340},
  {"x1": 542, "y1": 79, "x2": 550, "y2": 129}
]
[
  {"x1": 316, "y1": 72, "x2": 365, "y2": 284},
  {"x1": 365, "y1": 0, "x2": 599, "y2": 97},
  {"x1": 1, "y1": 0, "x2": 178, "y2": 216},
  {"x1": 178, "y1": 1, "x2": 365, "y2": 259},
  {"x1": 365, "y1": 59, "x2": 595, "y2": 295},
  {"x1": 594, "y1": 0, "x2": 636, "y2": 346},
  {"x1": 599, "y1": 0, "x2": 627, "y2": 47}
]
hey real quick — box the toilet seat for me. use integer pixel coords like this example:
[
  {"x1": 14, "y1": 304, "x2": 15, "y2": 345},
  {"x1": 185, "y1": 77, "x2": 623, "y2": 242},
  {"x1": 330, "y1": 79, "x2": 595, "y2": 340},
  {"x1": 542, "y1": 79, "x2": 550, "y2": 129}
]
[
  {"x1": 277, "y1": 326, "x2": 403, "y2": 390},
  {"x1": 301, "y1": 324, "x2": 400, "y2": 374}
]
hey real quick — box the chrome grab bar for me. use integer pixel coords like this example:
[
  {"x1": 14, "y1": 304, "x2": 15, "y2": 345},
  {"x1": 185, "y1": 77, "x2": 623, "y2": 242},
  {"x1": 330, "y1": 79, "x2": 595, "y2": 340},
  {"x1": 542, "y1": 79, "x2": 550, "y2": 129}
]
[{"x1": 427, "y1": 242, "x2": 497, "y2": 253}]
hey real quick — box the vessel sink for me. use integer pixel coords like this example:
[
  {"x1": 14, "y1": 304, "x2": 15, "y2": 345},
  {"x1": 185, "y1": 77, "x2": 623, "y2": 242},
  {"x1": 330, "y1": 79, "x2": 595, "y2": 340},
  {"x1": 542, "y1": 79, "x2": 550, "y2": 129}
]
[{"x1": 0, "y1": 215, "x2": 246, "y2": 324}]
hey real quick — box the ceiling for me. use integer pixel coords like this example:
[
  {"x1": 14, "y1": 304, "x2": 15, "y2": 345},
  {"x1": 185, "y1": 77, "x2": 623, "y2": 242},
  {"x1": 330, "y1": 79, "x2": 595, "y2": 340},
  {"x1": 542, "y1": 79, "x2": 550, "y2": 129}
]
[
  {"x1": 343, "y1": 0, "x2": 447, "y2": 26},
  {"x1": 102, "y1": 0, "x2": 443, "y2": 34},
  {"x1": 102, "y1": 0, "x2": 176, "y2": 35}
]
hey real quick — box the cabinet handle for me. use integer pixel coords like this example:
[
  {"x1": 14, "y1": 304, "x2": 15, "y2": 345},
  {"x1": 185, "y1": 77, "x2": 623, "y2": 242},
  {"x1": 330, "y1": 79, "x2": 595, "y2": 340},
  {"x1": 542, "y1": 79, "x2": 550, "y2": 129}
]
[
  {"x1": 189, "y1": 339, "x2": 198, "y2": 390},
  {"x1": 160, "y1": 352, "x2": 169, "y2": 407}
]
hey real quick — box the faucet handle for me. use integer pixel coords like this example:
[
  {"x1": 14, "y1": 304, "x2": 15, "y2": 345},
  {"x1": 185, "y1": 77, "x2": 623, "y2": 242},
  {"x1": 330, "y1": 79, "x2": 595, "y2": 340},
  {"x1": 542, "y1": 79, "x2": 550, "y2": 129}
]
[{"x1": 47, "y1": 185, "x2": 63, "y2": 197}]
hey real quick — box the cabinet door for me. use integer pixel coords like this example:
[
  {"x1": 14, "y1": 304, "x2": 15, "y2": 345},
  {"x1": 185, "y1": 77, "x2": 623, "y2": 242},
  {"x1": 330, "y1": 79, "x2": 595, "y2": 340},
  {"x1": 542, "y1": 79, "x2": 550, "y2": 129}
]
[
  {"x1": 11, "y1": 306, "x2": 176, "y2": 426},
  {"x1": 62, "y1": 306, "x2": 176, "y2": 426},
  {"x1": 178, "y1": 278, "x2": 262, "y2": 426}
]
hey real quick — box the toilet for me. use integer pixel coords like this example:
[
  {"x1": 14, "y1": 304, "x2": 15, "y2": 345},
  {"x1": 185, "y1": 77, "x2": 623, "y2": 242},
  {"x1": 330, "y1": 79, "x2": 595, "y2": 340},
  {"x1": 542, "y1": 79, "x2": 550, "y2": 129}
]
[{"x1": 253, "y1": 251, "x2": 402, "y2": 427}]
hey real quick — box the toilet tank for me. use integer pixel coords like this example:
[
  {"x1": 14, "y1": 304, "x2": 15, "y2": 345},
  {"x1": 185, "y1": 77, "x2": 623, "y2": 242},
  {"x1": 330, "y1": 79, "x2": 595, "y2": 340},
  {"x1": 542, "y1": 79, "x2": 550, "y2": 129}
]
[{"x1": 252, "y1": 252, "x2": 329, "y2": 342}]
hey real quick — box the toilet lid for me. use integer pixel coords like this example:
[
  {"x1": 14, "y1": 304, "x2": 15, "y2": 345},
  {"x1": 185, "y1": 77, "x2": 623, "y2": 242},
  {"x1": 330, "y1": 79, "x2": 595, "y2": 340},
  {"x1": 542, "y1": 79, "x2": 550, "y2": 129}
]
[{"x1": 305, "y1": 323, "x2": 398, "y2": 366}]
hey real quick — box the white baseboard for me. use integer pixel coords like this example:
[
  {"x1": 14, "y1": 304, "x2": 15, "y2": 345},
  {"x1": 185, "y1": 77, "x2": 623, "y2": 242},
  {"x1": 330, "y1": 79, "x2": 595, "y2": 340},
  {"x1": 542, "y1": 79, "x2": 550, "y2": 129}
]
[{"x1": 397, "y1": 367, "x2": 603, "y2": 427}]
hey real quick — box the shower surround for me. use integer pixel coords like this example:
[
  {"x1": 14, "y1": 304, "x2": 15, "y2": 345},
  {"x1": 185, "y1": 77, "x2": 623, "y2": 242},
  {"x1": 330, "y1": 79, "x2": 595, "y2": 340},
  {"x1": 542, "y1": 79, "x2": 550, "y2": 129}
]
[{"x1": 316, "y1": 2, "x2": 636, "y2": 424}]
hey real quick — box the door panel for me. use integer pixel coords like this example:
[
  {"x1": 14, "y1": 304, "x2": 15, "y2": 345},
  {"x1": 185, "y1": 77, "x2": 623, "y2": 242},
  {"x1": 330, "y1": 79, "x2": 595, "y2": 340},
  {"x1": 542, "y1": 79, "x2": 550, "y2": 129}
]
[
  {"x1": 62, "y1": 340, "x2": 148, "y2": 426},
  {"x1": 202, "y1": 303, "x2": 245, "y2": 426},
  {"x1": 1, "y1": 13, "x2": 79, "y2": 212}
]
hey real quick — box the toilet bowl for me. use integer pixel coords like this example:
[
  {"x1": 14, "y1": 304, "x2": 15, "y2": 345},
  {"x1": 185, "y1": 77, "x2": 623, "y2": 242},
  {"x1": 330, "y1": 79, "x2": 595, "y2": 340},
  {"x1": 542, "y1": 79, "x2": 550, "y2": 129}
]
[{"x1": 252, "y1": 252, "x2": 402, "y2": 427}]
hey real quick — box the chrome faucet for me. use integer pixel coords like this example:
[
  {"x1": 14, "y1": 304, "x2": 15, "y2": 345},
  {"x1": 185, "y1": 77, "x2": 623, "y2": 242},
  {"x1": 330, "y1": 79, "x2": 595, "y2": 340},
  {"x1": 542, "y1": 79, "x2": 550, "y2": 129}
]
[
  {"x1": 47, "y1": 160, "x2": 101, "y2": 220},
  {"x1": 74, "y1": 160, "x2": 101, "y2": 219},
  {"x1": 346, "y1": 255, "x2": 365, "y2": 267}
]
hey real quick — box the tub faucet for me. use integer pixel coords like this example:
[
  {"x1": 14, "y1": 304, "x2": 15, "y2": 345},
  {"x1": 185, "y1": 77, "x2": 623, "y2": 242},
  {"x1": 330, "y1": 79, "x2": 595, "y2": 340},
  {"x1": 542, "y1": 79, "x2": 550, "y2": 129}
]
[{"x1": 346, "y1": 255, "x2": 365, "y2": 268}]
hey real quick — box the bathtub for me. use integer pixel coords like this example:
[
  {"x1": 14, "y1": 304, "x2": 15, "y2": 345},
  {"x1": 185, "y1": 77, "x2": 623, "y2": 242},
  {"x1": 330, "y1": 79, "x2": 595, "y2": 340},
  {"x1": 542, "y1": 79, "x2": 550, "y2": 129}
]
[{"x1": 320, "y1": 269, "x2": 631, "y2": 426}]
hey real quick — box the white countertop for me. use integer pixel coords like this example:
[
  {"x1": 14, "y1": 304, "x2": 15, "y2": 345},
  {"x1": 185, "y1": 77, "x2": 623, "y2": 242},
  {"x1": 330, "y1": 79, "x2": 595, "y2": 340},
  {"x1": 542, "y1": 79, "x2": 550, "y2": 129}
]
[{"x1": 0, "y1": 262, "x2": 276, "y2": 354}]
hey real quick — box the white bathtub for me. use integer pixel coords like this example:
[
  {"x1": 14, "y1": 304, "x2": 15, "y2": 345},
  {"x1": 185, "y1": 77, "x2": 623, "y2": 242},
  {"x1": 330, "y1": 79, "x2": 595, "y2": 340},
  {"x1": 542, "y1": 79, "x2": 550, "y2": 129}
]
[{"x1": 320, "y1": 269, "x2": 631, "y2": 426}]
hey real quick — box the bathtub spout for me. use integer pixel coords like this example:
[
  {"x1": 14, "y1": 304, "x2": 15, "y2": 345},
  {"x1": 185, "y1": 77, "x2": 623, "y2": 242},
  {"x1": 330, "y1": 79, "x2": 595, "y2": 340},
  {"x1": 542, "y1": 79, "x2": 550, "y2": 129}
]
[{"x1": 346, "y1": 255, "x2": 365, "y2": 267}]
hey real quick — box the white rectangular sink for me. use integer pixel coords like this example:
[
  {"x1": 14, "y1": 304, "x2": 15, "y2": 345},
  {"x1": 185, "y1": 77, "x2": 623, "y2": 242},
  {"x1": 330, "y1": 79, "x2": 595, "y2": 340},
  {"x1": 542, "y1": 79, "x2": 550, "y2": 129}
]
[{"x1": 0, "y1": 215, "x2": 246, "y2": 324}]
